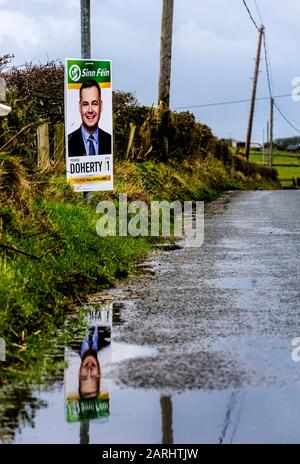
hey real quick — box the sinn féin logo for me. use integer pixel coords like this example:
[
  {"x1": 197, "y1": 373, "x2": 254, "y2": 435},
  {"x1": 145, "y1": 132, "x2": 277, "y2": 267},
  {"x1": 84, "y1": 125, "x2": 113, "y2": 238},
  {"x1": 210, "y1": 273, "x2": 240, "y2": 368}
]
[{"x1": 69, "y1": 64, "x2": 81, "y2": 82}]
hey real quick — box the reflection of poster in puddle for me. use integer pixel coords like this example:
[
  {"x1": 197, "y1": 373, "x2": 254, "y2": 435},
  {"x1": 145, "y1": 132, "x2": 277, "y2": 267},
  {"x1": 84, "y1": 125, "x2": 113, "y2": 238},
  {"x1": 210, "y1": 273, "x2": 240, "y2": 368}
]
[{"x1": 64, "y1": 307, "x2": 112, "y2": 423}]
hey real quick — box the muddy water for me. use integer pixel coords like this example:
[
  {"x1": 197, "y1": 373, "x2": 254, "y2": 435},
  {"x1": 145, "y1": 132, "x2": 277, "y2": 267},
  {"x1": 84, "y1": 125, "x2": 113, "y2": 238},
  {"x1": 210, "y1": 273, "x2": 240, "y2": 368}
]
[{"x1": 1, "y1": 190, "x2": 300, "y2": 444}]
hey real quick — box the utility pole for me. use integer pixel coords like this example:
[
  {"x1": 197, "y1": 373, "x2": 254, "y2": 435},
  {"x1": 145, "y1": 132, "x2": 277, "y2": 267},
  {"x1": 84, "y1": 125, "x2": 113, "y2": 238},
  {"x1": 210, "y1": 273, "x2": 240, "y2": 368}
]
[
  {"x1": 81, "y1": 0, "x2": 92, "y2": 202},
  {"x1": 245, "y1": 25, "x2": 264, "y2": 161},
  {"x1": 81, "y1": 0, "x2": 91, "y2": 59},
  {"x1": 269, "y1": 97, "x2": 274, "y2": 167},
  {"x1": 262, "y1": 128, "x2": 265, "y2": 165},
  {"x1": 160, "y1": 395, "x2": 174, "y2": 445},
  {"x1": 158, "y1": 0, "x2": 174, "y2": 107}
]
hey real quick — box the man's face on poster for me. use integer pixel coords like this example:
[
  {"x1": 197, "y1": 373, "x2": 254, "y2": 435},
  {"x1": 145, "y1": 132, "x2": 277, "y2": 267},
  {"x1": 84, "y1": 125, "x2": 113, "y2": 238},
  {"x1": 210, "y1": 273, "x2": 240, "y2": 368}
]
[
  {"x1": 79, "y1": 86, "x2": 102, "y2": 133},
  {"x1": 79, "y1": 354, "x2": 101, "y2": 399}
]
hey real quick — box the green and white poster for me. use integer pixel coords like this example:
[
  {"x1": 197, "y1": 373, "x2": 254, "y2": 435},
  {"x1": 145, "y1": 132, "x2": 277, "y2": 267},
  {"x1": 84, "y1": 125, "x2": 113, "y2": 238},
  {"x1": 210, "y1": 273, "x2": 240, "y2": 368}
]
[{"x1": 65, "y1": 58, "x2": 113, "y2": 192}]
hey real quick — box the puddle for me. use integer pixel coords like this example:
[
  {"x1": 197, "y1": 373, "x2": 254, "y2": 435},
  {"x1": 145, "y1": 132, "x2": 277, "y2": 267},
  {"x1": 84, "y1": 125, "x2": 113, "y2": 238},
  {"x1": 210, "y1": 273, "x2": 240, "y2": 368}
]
[
  {"x1": 257, "y1": 227, "x2": 296, "y2": 236},
  {"x1": 8, "y1": 385, "x2": 300, "y2": 444},
  {"x1": 207, "y1": 276, "x2": 258, "y2": 290},
  {"x1": 1, "y1": 191, "x2": 300, "y2": 444},
  {"x1": 2, "y1": 299, "x2": 300, "y2": 444},
  {"x1": 0, "y1": 301, "x2": 158, "y2": 444}
]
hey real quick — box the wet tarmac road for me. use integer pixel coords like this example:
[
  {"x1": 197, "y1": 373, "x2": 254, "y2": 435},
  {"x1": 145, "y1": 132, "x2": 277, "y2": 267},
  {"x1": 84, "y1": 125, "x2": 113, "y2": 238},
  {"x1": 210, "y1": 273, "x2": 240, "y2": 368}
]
[
  {"x1": 109, "y1": 190, "x2": 300, "y2": 392},
  {"x1": 3, "y1": 190, "x2": 300, "y2": 444}
]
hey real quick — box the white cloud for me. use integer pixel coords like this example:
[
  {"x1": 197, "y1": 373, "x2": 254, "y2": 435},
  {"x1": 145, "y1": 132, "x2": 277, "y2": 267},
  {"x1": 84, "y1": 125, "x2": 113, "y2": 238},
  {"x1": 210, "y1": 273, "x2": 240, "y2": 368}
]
[
  {"x1": 105, "y1": 0, "x2": 142, "y2": 7},
  {"x1": 0, "y1": 0, "x2": 299, "y2": 139},
  {"x1": 0, "y1": 11, "x2": 41, "y2": 48},
  {"x1": 0, "y1": 9, "x2": 77, "y2": 50},
  {"x1": 176, "y1": 20, "x2": 252, "y2": 59}
]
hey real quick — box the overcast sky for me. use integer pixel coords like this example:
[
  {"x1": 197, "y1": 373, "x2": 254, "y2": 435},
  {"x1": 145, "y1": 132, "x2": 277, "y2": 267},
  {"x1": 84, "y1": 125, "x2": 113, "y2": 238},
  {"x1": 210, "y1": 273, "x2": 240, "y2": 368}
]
[{"x1": 1, "y1": 0, "x2": 300, "y2": 141}]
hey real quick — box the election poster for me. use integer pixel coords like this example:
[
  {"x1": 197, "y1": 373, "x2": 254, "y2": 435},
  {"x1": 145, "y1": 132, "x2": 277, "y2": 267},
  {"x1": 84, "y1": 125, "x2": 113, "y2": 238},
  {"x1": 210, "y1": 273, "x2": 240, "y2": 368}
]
[
  {"x1": 64, "y1": 347, "x2": 110, "y2": 423},
  {"x1": 64, "y1": 306, "x2": 112, "y2": 423},
  {"x1": 65, "y1": 58, "x2": 113, "y2": 192}
]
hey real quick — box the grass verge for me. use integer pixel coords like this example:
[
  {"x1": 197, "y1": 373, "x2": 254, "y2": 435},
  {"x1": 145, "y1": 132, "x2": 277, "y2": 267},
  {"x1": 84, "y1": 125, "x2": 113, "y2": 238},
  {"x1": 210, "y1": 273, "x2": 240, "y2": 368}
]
[{"x1": 0, "y1": 155, "x2": 279, "y2": 385}]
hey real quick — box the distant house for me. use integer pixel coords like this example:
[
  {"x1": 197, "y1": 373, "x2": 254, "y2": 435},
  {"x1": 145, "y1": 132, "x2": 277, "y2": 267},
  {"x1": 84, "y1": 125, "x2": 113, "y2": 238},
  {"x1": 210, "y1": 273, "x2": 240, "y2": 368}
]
[
  {"x1": 224, "y1": 140, "x2": 262, "y2": 151},
  {"x1": 250, "y1": 143, "x2": 263, "y2": 152},
  {"x1": 287, "y1": 143, "x2": 300, "y2": 152},
  {"x1": 223, "y1": 139, "x2": 238, "y2": 148},
  {"x1": 236, "y1": 142, "x2": 262, "y2": 152}
]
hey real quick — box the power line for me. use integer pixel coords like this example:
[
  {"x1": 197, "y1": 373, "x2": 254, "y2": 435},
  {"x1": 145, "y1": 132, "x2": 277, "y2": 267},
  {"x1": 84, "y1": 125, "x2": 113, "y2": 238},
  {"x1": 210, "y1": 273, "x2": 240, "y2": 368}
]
[
  {"x1": 274, "y1": 101, "x2": 300, "y2": 133},
  {"x1": 274, "y1": 101, "x2": 300, "y2": 131},
  {"x1": 263, "y1": 32, "x2": 273, "y2": 98},
  {"x1": 250, "y1": 1, "x2": 300, "y2": 134},
  {"x1": 242, "y1": 0, "x2": 260, "y2": 31},
  {"x1": 276, "y1": 103, "x2": 300, "y2": 127},
  {"x1": 253, "y1": 0, "x2": 274, "y2": 98},
  {"x1": 176, "y1": 95, "x2": 300, "y2": 134},
  {"x1": 266, "y1": 48, "x2": 274, "y2": 94},
  {"x1": 181, "y1": 0, "x2": 300, "y2": 136},
  {"x1": 253, "y1": 0, "x2": 263, "y2": 24},
  {"x1": 174, "y1": 93, "x2": 293, "y2": 110},
  {"x1": 263, "y1": 32, "x2": 274, "y2": 92}
]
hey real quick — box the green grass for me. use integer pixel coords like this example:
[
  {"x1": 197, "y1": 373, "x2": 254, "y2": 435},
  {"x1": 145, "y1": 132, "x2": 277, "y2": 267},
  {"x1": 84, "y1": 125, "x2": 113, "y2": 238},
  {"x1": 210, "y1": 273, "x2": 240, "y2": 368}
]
[
  {"x1": 0, "y1": 155, "x2": 278, "y2": 386},
  {"x1": 250, "y1": 150, "x2": 300, "y2": 165},
  {"x1": 249, "y1": 150, "x2": 300, "y2": 183},
  {"x1": 0, "y1": 195, "x2": 151, "y2": 384},
  {"x1": 274, "y1": 166, "x2": 300, "y2": 179}
]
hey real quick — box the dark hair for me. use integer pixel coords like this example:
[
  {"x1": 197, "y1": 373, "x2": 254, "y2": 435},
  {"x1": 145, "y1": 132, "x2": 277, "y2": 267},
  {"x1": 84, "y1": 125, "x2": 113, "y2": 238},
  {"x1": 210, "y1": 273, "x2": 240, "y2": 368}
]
[
  {"x1": 79, "y1": 79, "x2": 101, "y2": 100},
  {"x1": 79, "y1": 379, "x2": 100, "y2": 400}
]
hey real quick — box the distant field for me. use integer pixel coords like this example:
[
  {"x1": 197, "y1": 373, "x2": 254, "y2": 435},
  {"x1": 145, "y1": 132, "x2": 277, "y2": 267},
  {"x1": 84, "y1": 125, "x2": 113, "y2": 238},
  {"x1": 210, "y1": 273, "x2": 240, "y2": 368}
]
[{"x1": 249, "y1": 150, "x2": 300, "y2": 186}]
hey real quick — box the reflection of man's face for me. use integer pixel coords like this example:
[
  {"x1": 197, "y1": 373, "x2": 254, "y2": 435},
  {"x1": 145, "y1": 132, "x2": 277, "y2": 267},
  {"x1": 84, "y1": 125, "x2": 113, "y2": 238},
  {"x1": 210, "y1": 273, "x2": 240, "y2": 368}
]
[
  {"x1": 79, "y1": 86, "x2": 102, "y2": 133},
  {"x1": 79, "y1": 354, "x2": 101, "y2": 399}
]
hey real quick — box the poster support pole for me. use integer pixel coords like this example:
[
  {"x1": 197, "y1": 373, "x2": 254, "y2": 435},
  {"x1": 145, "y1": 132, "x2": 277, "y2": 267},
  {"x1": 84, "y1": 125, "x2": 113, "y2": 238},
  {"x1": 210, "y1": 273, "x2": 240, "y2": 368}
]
[{"x1": 81, "y1": 0, "x2": 93, "y2": 203}]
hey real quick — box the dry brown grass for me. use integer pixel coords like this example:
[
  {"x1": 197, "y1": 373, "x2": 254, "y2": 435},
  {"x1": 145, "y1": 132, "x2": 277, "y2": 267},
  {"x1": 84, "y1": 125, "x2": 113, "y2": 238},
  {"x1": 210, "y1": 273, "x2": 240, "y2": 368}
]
[{"x1": 0, "y1": 152, "x2": 31, "y2": 204}]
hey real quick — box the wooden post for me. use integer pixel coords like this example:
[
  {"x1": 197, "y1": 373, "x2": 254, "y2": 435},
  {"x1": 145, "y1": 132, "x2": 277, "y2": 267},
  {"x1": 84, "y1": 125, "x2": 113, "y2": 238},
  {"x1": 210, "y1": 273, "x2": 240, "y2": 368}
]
[
  {"x1": 245, "y1": 25, "x2": 264, "y2": 161},
  {"x1": 0, "y1": 78, "x2": 6, "y2": 102},
  {"x1": 80, "y1": 419, "x2": 90, "y2": 444},
  {"x1": 269, "y1": 97, "x2": 274, "y2": 167},
  {"x1": 54, "y1": 122, "x2": 65, "y2": 163},
  {"x1": 158, "y1": 0, "x2": 174, "y2": 160},
  {"x1": 37, "y1": 123, "x2": 50, "y2": 170},
  {"x1": 160, "y1": 395, "x2": 173, "y2": 445},
  {"x1": 158, "y1": 0, "x2": 174, "y2": 107},
  {"x1": 81, "y1": 0, "x2": 91, "y2": 59},
  {"x1": 81, "y1": 0, "x2": 93, "y2": 202},
  {"x1": 126, "y1": 122, "x2": 137, "y2": 159},
  {"x1": 262, "y1": 128, "x2": 265, "y2": 165}
]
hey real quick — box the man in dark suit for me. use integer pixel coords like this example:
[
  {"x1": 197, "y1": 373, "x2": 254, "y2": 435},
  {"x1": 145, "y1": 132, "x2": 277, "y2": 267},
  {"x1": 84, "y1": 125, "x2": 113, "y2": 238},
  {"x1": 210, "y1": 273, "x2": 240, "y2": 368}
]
[{"x1": 68, "y1": 79, "x2": 112, "y2": 157}]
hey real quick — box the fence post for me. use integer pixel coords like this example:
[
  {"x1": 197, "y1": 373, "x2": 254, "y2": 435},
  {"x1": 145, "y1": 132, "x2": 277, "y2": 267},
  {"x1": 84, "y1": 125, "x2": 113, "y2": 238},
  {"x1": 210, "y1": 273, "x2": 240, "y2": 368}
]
[
  {"x1": 37, "y1": 122, "x2": 50, "y2": 169},
  {"x1": 0, "y1": 78, "x2": 6, "y2": 102},
  {"x1": 126, "y1": 122, "x2": 136, "y2": 159},
  {"x1": 54, "y1": 122, "x2": 65, "y2": 162}
]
